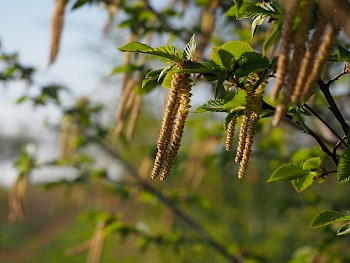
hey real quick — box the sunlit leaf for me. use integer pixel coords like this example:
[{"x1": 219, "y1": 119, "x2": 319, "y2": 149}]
[
  {"x1": 267, "y1": 163, "x2": 309, "y2": 182},
  {"x1": 310, "y1": 210, "x2": 350, "y2": 228},
  {"x1": 338, "y1": 149, "x2": 350, "y2": 183},
  {"x1": 195, "y1": 99, "x2": 226, "y2": 113},
  {"x1": 337, "y1": 222, "x2": 350, "y2": 235},
  {"x1": 292, "y1": 173, "x2": 315, "y2": 192}
]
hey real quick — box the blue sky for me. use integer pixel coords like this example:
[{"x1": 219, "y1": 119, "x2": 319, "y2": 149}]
[{"x1": 0, "y1": 1, "x2": 120, "y2": 185}]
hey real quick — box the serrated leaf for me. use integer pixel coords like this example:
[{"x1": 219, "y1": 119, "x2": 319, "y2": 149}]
[
  {"x1": 177, "y1": 62, "x2": 216, "y2": 74},
  {"x1": 231, "y1": 3, "x2": 276, "y2": 19},
  {"x1": 235, "y1": 52, "x2": 270, "y2": 77},
  {"x1": 292, "y1": 172, "x2": 315, "y2": 192},
  {"x1": 251, "y1": 14, "x2": 268, "y2": 38},
  {"x1": 162, "y1": 69, "x2": 176, "y2": 89},
  {"x1": 141, "y1": 69, "x2": 163, "y2": 92},
  {"x1": 210, "y1": 47, "x2": 233, "y2": 69},
  {"x1": 221, "y1": 41, "x2": 254, "y2": 59},
  {"x1": 303, "y1": 157, "x2": 321, "y2": 171},
  {"x1": 119, "y1": 42, "x2": 184, "y2": 62},
  {"x1": 223, "y1": 90, "x2": 246, "y2": 112},
  {"x1": 267, "y1": 163, "x2": 309, "y2": 182},
  {"x1": 338, "y1": 149, "x2": 350, "y2": 183},
  {"x1": 184, "y1": 34, "x2": 196, "y2": 61},
  {"x1": 337, "y1": 222, "x2": 350, "y2": 235},
  {"x1": 195, "y1": 99, "x2": 226, "y2": 113},
  {"x1": 310, "y1": 210, "x2": 350, "y2": 228}
]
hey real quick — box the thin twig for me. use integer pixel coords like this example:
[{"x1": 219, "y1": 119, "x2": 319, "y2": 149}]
[
  {"x1": 304, "y1": 104, "x2": 347, "y2": 147},
  {"x1": 318, "y1": 78, "x2": 349, "y2": 135},
  {"x1": 326, "y1": 72, "x2": 347, "y2": 86}
]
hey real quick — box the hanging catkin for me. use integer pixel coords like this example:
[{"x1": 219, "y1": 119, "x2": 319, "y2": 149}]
[
  {"x1": 270, "y1": 0, "x2": 300, "y2": 101},
  {"x1": 301, "y1": 24, "x2": 339, "y2": 100},
  {"x1": 49, "y1": 0, "x2": 66, "y2": 65},
  {"x1": 160, "y1": 75, "x2": 192, "y2": 180}
]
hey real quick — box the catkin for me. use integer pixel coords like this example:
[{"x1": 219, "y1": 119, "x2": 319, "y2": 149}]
[
  {"x1": 237, "y1": 81, "x2": 266, "y2": 178},
  {"x1": 160, "y1": 75, "x2": 192, "y2": 181},
  {"x1": 292, "y1": 14, "x2": 327, "y2": 102},
  {"x1": 151, "y1": 73, "x2": 182, "y2": 179},
  {"x1": 225, "y1": 116, "x2": 238, "y2": 151},
  {"x1": 301, "y1": 24, "x2": 339, "y2": 100},
  {"x1": 49, "y1": 0, "x2": 66, "y2": 65},
  {"x1": 235, "y1": 74, "x2": 259, "y2": 163},
  {"x1": 271, "y1": 0, "x2": 300, "y2": 101}
]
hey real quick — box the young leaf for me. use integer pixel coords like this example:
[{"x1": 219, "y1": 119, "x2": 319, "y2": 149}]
[
  {"x1": 337, "y1": 222, "x2": 350, "y2": 235},
  {"x1": 210, "y1": 47, "x2": 233, "y2": 69},
  {"x1": 310, "y1": 210, "x2": 350, "y2": 228},
  {"x1": 162, "y1": 69, "x2": 176, "y2": 89},
  {"x1": 292, "y1": 172, "x2": 315, "y2": 193},
  {"x1": 251, "y1": 14, "x2": 268, "y2": 38},
  {"x1": 223, "y1": 90, "x2": 246, "y2": 112},
  {"x1": 221, "y1": 40, "x2": 253, "y2": 59},
  {"x1": 336, "y1": 44, "x2": 350, "y2": 62},
  {"x1": 183, "y1": 34, "x2": 196, "y2": 61},
  {"x1": 141, "y1": 69, "x2": 164, "y2": 93},
  {"x1": 235, "y1": 52, "x2": 270, "y2": 77},
  {"x1": 303, "y1": 157, "x2": 321, "y2": 171},
  {"x1": 119, "y1": 42, "x2": 184, "y2": 62},
  {"x1": 267, "y1": 163, "x2": 309, "y2": 182},
  {"x1": 228, "y1": 3, "x2": 276, "y2": 19},
  {"x1": 337, "y1": 149, "x2": 350, "y2": 183},
  {"x1": 195, "y1": 99, "x2": 226, "y2": 113}
]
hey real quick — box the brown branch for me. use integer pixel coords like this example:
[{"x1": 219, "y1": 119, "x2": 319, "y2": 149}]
[{"x1": 87, "y1": 134, "x2": 243, "y2": 263}]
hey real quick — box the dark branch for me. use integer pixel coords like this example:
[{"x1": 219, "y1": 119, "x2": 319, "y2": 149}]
[
  {"x1": 317, "y1": 78, "x2": 349, "y2": 135},
  {"x1": 87, "y1": 134, "x2": 243, "y2": 263}
]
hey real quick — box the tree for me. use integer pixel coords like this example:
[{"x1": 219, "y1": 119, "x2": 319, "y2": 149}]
[{"x1": 2, "y1": 0, "x2": 350, "y2": 262}]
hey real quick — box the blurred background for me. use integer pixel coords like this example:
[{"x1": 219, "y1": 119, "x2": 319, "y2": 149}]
[{"x1": 0, "y1": 0, "x2": 350, "y2": 262}]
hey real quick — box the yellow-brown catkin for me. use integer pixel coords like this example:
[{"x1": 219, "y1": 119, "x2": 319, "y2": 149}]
[
  {"x1": 238, "y1": 81, "x2": 266, "y2": 179},
  {"x1": 151, "y1": 73, "x2": 182, "y2": 179},
  {"x1": 225, "y1": 116, "x2": 238, "y2": 151},
  {"x1": 87, "y1": 220, "x2": 106, "y2": 263},
  {"x1": 272, "y1": 1, "x2": 312, "y2": 126},
  {"x1": 126, "y1": 94, "x2": 143, "y2": 141},
  {"x1": 8, "y1": 176, "x2": 26, "y2": 222},
  {"x1": 292, "y1": 14, "x2": 327, "y2": 102},
  {"x1": 197, "y1": 0, "x2": 218, "y2": 58},
  {"x1": 160, "y1": 75, "x2": 192, "y2": 181},
  {"x1": 271, "y1": 0, "x2": 300, "y2": 101},
  {"x1": 301, "y1": 24, "x2": 339, "y2": 100},
  {"x1": 235, "y1": 74, "x2": 259, "y2": 163},
  {"x1": 49, "y1": 0, "x2": 66, "y2": 65}
]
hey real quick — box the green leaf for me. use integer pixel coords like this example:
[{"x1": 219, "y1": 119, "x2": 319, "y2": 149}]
[
  {"x1": 310, "y1": 210, "x2": 350, "y2": 228},
  {"x1": 251, "y1": 14, "x2": 268, "y2": 38},
  {"x1": 303, "y1": 157, "x2": 321, "y2": 171},
  {"x1": 161, "y1": 69, "x2": 176, "y2": 89},
  {"x1": 338, "y1": 149, "x2": 350, "y2": 183},
  {"x1": 337, "y1": 222, "x2": 350, "y2": 235},
  {"x1": 223, "y1": 90, "x2": 246, "y2": 112},
  {"x1": 119, "y1": 42, "x2": 184, "y2": 62},
  {"x1": 183, "y1": 34, "x2": 196, "y2": 61},
  {"x1": 111, "y1": 65, "x2": 143, "y2": 75},
  {"x1": 195, "y1": 99, "x2": 226, "y2": 113},
  {"x1": 267, "y1": 163, "x2": 309, "y2": 182},
  {"x1": 263, "y1": 22, "x2": 282, "y2": 55},
  {"x1": 141, "y1": 69, "x2": 163, "y2": 92},
  {"x1": 235, "y1": 52, "x2": 270, "y2": 77},
  {"x1": 336, "y1": 44, "x2": 350, "y2": 62},
  {"x1": 72, "y1": 0, "x2": 90, "y2": 10},
  {"x1": 221, "y1": 40, "x2": 254, "y2": 59},
  {"x1": 177, "y1": 62, "x2": 217, "y2": 74},
  {"x1": 210, "y1": 47, "x2": 233, "y2": 69},
  {"x1": 231, "y1": 3, "x2": 276, "y2": 19},
  {"x1": 292, "y1": 173, "x2": 315, "y2": 192}
]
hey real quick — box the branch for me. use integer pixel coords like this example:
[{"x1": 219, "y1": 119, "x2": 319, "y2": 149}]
[
  {"x1": 86, "y1": 134, "x2": 243, "y2": 263},
  {"x1": 304, "y1": 104, "x2": 347, "y2": 147},
  {"x1": 317, "y1": 78, "x2": 349, "y2": 135}
]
